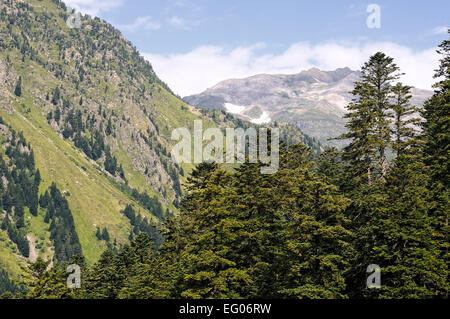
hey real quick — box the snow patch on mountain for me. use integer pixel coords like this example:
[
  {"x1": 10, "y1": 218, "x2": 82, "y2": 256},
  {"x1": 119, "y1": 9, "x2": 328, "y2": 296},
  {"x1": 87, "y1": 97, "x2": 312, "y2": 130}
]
[
  {"x1": 184, "y1": 67, "x2": 432, "y2": 145},
  {"x1": 224, "y1": 103, "x2": 246, "y2": 114}
]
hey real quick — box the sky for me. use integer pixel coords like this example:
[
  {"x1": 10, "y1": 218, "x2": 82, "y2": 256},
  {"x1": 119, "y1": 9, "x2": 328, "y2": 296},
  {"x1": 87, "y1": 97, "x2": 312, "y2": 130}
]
[{"x1": 64, "y1": 0, "x2": 449, "y2": 96}]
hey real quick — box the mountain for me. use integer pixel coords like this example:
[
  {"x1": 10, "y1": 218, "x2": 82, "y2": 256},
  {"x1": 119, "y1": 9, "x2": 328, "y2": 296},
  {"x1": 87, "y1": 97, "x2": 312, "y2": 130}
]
[
  {"x1": 0, "y1": 0, "x2": 199, "y2": 279},
  {"x1": 0, "y1": 0, "x2": 318, "y2": 283},
  {"x1": 184, "y1": 67, "x2": 433, "y2": 145}
]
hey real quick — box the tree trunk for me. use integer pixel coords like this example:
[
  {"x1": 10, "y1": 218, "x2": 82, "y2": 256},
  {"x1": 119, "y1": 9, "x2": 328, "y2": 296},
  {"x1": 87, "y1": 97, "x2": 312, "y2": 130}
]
[{"x1": 380, "y1": 147, "x2": 387, "y2": 179}]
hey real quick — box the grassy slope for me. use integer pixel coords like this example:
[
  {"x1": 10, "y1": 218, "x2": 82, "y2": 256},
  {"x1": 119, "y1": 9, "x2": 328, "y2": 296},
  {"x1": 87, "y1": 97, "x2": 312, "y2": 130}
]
[
  {"x1": 0, "y1": 230, "x2": 25, "y2": 279},
  {"x1": 0, "y1": 0, "x2": 293, "y2": 279},
  {"x1": 0, "y1": 17, "x2": 216, "y2": 278},
  {"x1": 0, "y1": 96, "x2": 149, "y2": 266}
]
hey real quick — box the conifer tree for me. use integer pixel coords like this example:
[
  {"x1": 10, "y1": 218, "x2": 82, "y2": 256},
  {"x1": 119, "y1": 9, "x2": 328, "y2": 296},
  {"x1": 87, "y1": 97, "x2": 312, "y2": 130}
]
[
  {"x1": 95, "y1": 227, "x2": 102, "y2": 240},
  {"x1": 82, "y1": 249, "x2": 122, "y2": 298},
  {"x1": 391, "y1": 82, "x2": 421, "y2": 157},
  {"x1": 101, "y1": 228, "x2": 110, "y2": 242},
  {"x1": 337, "y1": 52, "x2": 401, "y2": 184},
  {"x1": 422, "y1": 31, "x2": 450, "y2": 185},
  {"x1": 51, "y1": 87, "x2": 60, "y2": 106},
  {"x1": 349, "y1": 156, "x2": 448, "y2": 298},
  {"x1": 421, "y1": 31, "x2": 450, "y2": 297},
  {"x1": 14, "y1": 76, "x2": 22, "y2": 97},
  {"x1": 119, "y1": 233, "x2": 172, "y2": 299}
]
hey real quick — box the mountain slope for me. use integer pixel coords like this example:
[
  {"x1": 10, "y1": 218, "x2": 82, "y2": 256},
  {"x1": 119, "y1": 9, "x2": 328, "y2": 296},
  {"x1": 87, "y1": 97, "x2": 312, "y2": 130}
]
[
  {"x1": 184, "y1": 67, "x2": 433, "y2": 145},
  {"x1": 0, "y1": 0, "x2": 219, "y2": 277},
  {"x1": 0, "y1": 0, "x2": 319, "y2": 282}
]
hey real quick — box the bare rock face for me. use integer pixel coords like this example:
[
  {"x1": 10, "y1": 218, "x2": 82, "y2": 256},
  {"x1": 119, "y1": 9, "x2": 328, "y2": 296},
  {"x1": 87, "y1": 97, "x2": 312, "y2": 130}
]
[
  {"x1": 184, "y1": 68, "x2": 433, "y2": 145},
  {"x1": 0, "y1": 57, "x2": 15, "y2": 114}
]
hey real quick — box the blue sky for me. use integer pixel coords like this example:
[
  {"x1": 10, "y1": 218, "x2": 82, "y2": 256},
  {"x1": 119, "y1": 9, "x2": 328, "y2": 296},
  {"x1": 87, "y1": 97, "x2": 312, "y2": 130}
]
[{"x1": 65, "y1": 0, "x2": 449, "y2": 96}]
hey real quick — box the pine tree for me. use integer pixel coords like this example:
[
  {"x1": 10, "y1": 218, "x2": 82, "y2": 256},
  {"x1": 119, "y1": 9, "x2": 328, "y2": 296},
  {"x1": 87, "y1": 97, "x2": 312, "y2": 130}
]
[
  {"x1": 14, "y1": 76, "x2": 22, "y2": 97},
  {"x1": 337, "y1": 52, "x2": 401, "y2": 184},
  {"x1": 119, "y1": 234, "x2": 172, "y2": 299},
  {"x1": 101, "y1": 228, "x2": 110, "y2": 242},
  {"x1": 350, "y1": 157, "x2": 447, "y2": 298},
  {"x1": 106, "y1": 117, "x2": 112, "y2": 136},
  {"x1": 54, "y1": 108, "x2": 61, "y2": 123},
  {"x1": 422, "y1": 31, "x2": 450, "y2": 185},
  {"x1": 316, "y1": 147, "x2": 346, "y2": 190},
  {"x1": 391, "y1": 83, "x2": 421, "y2": 157},
  {"x1": 421, "y1": 31, "x2": 450, "y2": 297},
  {"x1": 51, "y1": 87, "x2": 60, "y2": 106},
  {"x1": 95, "y1": 227, "x2": 102, "y2": 240}
]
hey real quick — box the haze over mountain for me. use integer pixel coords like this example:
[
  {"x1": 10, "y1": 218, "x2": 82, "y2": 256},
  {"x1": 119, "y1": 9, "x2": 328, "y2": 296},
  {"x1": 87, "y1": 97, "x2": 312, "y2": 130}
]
[{"x1": 184, "y1": 67, "x2": 433, "y2": 145}]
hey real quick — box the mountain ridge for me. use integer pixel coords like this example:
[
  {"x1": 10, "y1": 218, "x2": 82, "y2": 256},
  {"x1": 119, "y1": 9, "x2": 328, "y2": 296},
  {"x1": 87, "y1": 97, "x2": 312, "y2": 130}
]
[
  {"x1": 0, "y1": 0, "x2": 213, "y2": 276},
  {"x1": 184, "y1": 67, "x2": 433, "y2": 145},
  {"x1": 0, "y1": 0, "x2": 319, "y2": 281}
]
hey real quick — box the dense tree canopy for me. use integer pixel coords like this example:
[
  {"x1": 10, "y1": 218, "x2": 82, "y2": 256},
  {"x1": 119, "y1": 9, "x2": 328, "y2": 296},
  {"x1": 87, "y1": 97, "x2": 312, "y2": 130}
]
[{"x1": 1, "y1": 29, "x2": 448, "y2": 301}]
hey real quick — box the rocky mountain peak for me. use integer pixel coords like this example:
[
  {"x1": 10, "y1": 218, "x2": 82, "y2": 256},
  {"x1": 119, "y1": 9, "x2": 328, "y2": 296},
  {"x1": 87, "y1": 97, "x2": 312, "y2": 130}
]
[{"x1": 184, "y1": 67, "x2": 432, "y2": 145}]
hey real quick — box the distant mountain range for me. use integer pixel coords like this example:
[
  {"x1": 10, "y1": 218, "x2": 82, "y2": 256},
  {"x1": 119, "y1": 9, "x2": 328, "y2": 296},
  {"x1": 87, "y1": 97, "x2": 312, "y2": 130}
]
[{"x1": 184, "y1": 67, "x2": 433, "y2": 145}]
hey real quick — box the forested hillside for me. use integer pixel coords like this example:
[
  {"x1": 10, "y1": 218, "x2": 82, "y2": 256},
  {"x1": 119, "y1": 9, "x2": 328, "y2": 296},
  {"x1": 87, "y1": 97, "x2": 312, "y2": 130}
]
[
  {"x1": 9, "y1": 33, "x2": 449, "y2": 299},
  {"x1": 0, "y1": 0, "x2": 318, "y2": 286}
]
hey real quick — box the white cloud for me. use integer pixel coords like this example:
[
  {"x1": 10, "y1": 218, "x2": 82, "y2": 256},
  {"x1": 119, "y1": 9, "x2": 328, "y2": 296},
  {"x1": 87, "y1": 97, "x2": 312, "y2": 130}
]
[
  {"x1": 63, "y1": 0, "x2": 123, "y2": 17},
  {"x1": 432, "y1": 26, "x2": 449, "y2": 35},
  {"x1": 117, "y1": 16, "x2": 161, "y2": 32},
  {"x1": 144, "y1": 41, "x2": 440, "y2": 97},
  {"x1": 168, "y1": 16, "x2": 189, "y2": 29},
  {"x1": 166, "y1": 0, "x2": 203, "y2": 13}
]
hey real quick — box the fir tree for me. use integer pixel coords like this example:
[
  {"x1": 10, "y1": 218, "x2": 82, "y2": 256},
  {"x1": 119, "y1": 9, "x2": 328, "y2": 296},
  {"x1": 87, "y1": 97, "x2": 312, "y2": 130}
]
[
  {"x1": 101, "y1": 228, "x2": 110, "y2": 242},
  {"x1": 391, "y1": 83, "x2": 421, "y2": 157},
  {"x1": 337, "y1": 52, "x2": 401, "y2": 184},
  {"x1": 14, "y1": 76, "x2": 22, "y2": 97},
  {"x1": 421, "y1": 31, "x2": 450, "y2": 298},
  {"x1": 51, "y1": 87, "x2": 60, "y2": 106},
  {"x1": 95, "y1": 227, "x2": 102, "y2": 240}
]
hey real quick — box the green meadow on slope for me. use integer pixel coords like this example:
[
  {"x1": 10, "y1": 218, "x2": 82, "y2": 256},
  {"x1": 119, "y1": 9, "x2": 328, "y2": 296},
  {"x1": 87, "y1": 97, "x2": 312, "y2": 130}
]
[
  {"x1": 0, "y1": 0, "x2": 319, "y2": 283},
  {"x1": 0, "y1": 0, "x2": 210, "y2": 277}
]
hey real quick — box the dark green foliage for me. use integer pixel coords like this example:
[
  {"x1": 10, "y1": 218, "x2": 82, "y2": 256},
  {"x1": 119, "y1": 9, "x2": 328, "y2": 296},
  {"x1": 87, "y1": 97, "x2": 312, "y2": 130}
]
[
  {"x1": 2, "y1": 1, "x2": 448, "y2": 300},
  {"x1": 120, "y1": 204, "x2": 163, "y2": 248},
  {"x1": 54, "y1": 108, "x2": 61, "y2": 123},
  {"x1": 51, "y1": 87, "x2": 60, "y2": 106},
  {"x1": 101, "y1": 228, "x2": 110, "y2": 242},
  {"x1": 106, "y1": 117, "x2": 112, "y2": 136},
  {"x1": 5, "y1": 219, "x2": 29, "y2": 258},
  {"x1": 0, "y1": 269, "x2": 20, "y2": 295},
  {"x1": 26, "y1": 145, "x2": 354, "y2": 299},
  {"x1": 336, "y1": 52, "x2": 401, "y2": 184},
  {"x1": 95, "y1": 227, "x2": 110, "y2": 242},
  {"x1": 391, "y1": 83, "x2": 421, "y2": 157},
  {"x1": 130, "y1": 189, "x2": 164, "y2": 220},
  {"x1": 95, "y1": 227, "x2": 102, "y2": 240},
  {"x1": 41, "y1": 183, "x2": 83, "y2": 262},
  {"x1": 14, "y1": 76, "x2": 22, "y2": 97},
  {"x1": 420, "y1": 31, "x2": 450, "y2": 297},
  {"x1": 64, "y1": 110, "x2": 122, "y2": 177},
  {"x1": 22, "y1": 255, "x2": 87, "y2": 299},
  {"x1": 0, "y1": 120, "x2": 40, "y2": 257},
  {"x1": 104, "y1": 147, "x2": 117, "y2": 175},
  {"x1": 345, "y1": 157, "x2": 447, "y2": 298},
  {"x1": 335, "y1": 49, "x2": 449, "y2": 298}
]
